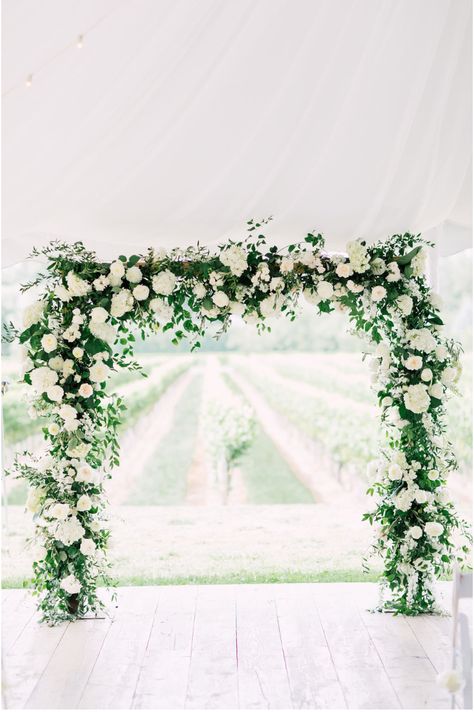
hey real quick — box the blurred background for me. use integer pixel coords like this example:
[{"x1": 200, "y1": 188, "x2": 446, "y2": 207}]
[{"x1": 2, "y1": 248, "x2": 472, "y2": 587}]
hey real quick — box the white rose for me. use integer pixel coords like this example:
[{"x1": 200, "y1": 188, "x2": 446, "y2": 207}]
[
  {"x1": 77, "y1": 494, "x2": 92, "y2": 512},
  {"x1": 72, "y1": 347, "x2": 84, "y2": 359},
  {"x1": 26, "y1": 487, "x2": 45, "y2": 513},
  {"x1": 64, "y1": 418, "x2": 79, "y2": 433},
  {"x1": 408, "y1": 525, "x2": 423, "y2": 540},
  {"x1": 381, "y1": 396, "x2": 393, "y2": 407},
  {"x1": 425, "y1": 521, "x2": 443, "y2": 537},
  {"x1": 41, "y1": 334, "x2": 58, "y2": 353},
  {"x1": 76, "y1": 464, "x2": 94, "y2": 483},
  {"x1": 48, "y1": 423, "x2": 60, "y2": 436},
  {"x1": 370, "y1": 258, "x2": 386, "y2": 275},
  {"x1": 133, "y1": 284, "x2": 150, "y2": 301},
  {"x1": 48, "y1": 356, "x2": 64, "y2": 371},
  {"x1": 428, "y1": 469, "x2": 439, "y2": 481},
  {"x1": 441, "y1": 367, "x2": 457, "y2": 385},
  {"x1": 336, "y1": 263, "x2": 353, "y2": 279},
  {"x1": 80, "y1": 538, "x2": 97, "y2": 556},
  {"x1": 126, "y1": 266, "x2": 143, "y2": 283},
  {"x1": 387, "y1": 463, "x2": 403, "y2": 481},
  {"x1": 386, "y1": 262, "x2": 401, "y2": 282},
  {"x1": 58, "y1": 404, "x2": 77, "y2": 421},
  {"x1": 152, "y1": 270, "x2": 176, "y2": 296},
  {"x1": 404, "y1": 355, "x2": 423, "y2": 371},
  {"x1": 414, "y1": 489, "x2": 429, "y2": 504},
  {"x1": 403, "y1": 384, "x2": 430, "y2": 414},
  {"x1": 212, "y1": 291, "x2": 229, "y2": 308},
  {"x1": 396, "y1": 294, "x2": 413, "y2": 316},
  {"x1": 60, "y1": 574, "x2": 81, "y2": 595},
  {"x1": 90, "y1": 307, "x2": 108, "y2": 323},
  {"x1": 23, "y1": 300, "x2": 45, "y2": 328},
  {"x1": 428, "y1": 383, "x2": 444, "y2": 400},
  {"x1": 47, "y1": 385, "x2": 64, "y2": 402},
  {"x1": 109, "y1": 273, "x2": 122, "y2": 287},
  {"x1": 79, "y1": 383, "x2": 93, "y2": 398},
  {"x1": 317, "y1": 281, "x2": 334, "y2": 299},
  {"x1": 371, "y1": 286, "x2": 387, "y2": 302},
  {"x1": 49, "y1": 502, "x2": 71, "y2": 520},
  {"x1": 406, "y1": 328, "x2": 437, "y2": 353},
  {"x1": 193, "y1": 283, "x2": 206, "y2": 299},
  {"x1": 109, "y1": 260, "x2": 125, "y2": 278},
  {"x1": 421, "y1": 368, "x2": 432, "y2": 382},
  {"x1": 89, "y1": 362, "x2": 111, "y2": 383}
]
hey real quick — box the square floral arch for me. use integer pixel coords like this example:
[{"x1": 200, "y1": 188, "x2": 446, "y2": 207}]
[{"x1": 8, "y1": 220, "x2": 471, "y2": 625}]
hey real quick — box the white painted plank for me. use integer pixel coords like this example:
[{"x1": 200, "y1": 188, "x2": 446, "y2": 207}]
[
  {"x1": 25, "y1": 612, "x2": 112, "y2": 708},
  {"x1": 78, "y1": 587, "x2": 159, "y2": 709},
  {"x1": 274, "y1": 584, "x2": 346, "y2": 709},
  {"x1": 3, "y1": 589, "x2": 38, "y2": 654},
  {"x1": 132, "y1": 585, "x2": 197, "y2": 710},
  {"x1": 314, "y1": 584, "x2": 401, "y2": 709},
  {"x1": 235, "y1": 585, "x2": 292, "y2": 709},
  {"x1": 185, "y1": 585, "x2": 238, "y2": 709}
]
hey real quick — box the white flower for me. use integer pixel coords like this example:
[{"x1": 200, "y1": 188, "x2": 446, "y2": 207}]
[
  {"x1": 428, "y1": 383, "x2": 444, "y2": 400},
  {"x1": 303, "y1": 289, "x2": 320, "y2": 305},
  {"x1": 336, "y1": 262, "x2": 353, "y2": 278},
  {"x1": 229, "y1": 301, "x2": 245, "y2": 315},
  {"x1": 40, "y1": 333, "x2": 58, "y2": 353},
  {"x1": 386, "y1": 261, "x2": 401, "y2": 282},
  {"x1": 406, "y1": 328, "x2": 437, "y2": 353},
  {"x1": 62, "y1": 359, "x2": 74, "y2": 378},
  {"x1": 90, "y1": 321, "x2": 117, "y2": 345},
  {"x1": 133, "y1": 284, "x2": 149, "y2": 301},
  {"x1": 371, "y1": 286, "x2": 387, "y2": 302},
  {"x1": 317, "y1": 281, "x2": 334, "y2": 299},
  {"x1": 126, "y1": 265, "x2": 143, "y2": 283},
  {"x1": 80, "y1": 538, "x2": 97, "y2": 556},
  {"x1": 110, "y1": 289, "x2": 134, "y2": 318},
  {"x1": 76, "y1": 464, "x2": 94, "y2": 483},
  {"x1": 440, "y1": 367, "x2": 457, "y2": 385},
  {"x1": 48, "y1": 422, "x2": 60, "y2": 436},
  {"x1": 93, "y1": 275, "x2": 110, "y2": 292},
  {"x1": 425, "y1": 521, "x2": 443, "y2": 537},
  {"x1": 375, "y1": 342, "x2": 390, "y2": 359},
  {"x1": 370, "y1": 258, "x2": 386, "y2": 275},
  {"x1": 23, "y1": 300, "x2": 45, "y2": 328},
  {"x1": 347, "y1": 280, "x2": 364, "y2": 294},
  {"x1": 212, "y1": 291, "x2": 229, "y2": 308},
  {"x1": 49, "y1": 502, "x2": 71, "y2": 520},
  {"x1": 347, "y1": 240, "x2": 370, "y2": 273},
  {"x1": 109, "y1": 260, "x2": 125, "y2": 278},
  {"x1": 411, "y1": 249, "x2": 427, "y2": 276},
  {"x1": 79, "y1": 383, "x2": 93, "y2": 398},
  {"x1": 26, "y1": 487, "x2": 45, "y2": 513},
  {"x1": 435, "y1": 344, "x2": 448, "y2": 361},
  {"x1": 60, "y1": 574, "x2": 81, "y2": 595},
  {"x1": 77, "y1": 494, "x2": 92, "y2": 512},
  {"x1": 49, "y1": 356, "x2": 64, "y2": 371},
  {"x1": 90, "y1": 307, "x2": 108, "y2": 323},
  {"x1": 414, "y1": 489, "x2": 429, "y2": 504},
  {"x1": 428, "y1": 469, "x2": 439, "y2": 481},
  {"x1": 66, "y1": 272, "x2": 91, "y2": 297},
  {"x1": 394, "y1": 489, "x2": 412, "y2": 513},
  {"x1": 421, "y1": 368, "x2": 432, "y2": 382},
  {"x1": 55, "y1": 284, "x2": 71, "y2": 301},
  {"x1": 408, "y1": 525, "x2": 423, "y2": 540},
  {"x1": 32, "y1": 544, "x2": 47, "y2": 561},
  {"x1": 396, "y1": 294, "x2": 413, "y2": 316},
  {"x1": 243, "y1": 311, "x2": 259, "y2": 325},
  {"x1": 279, "y1": 257, "x2": 294, "y2": 274},
  {"x1": 63, "y1": 325, "x2": 80, "y2": 342},
  {"x1": 404, "y1": 384, "x2": 430, "y2": 414},
  {"x1": 220, "y1": 245, "x2": 247, "y2": 276},
  {"x1": 387, "y1": 463, "x2": 403, "y2": 481},
  {"x1": 55, "y1": 516, "x2": 85, "y2": 545},
  {"x1": 152, "y1": 270, "x2": 176, "y2": 296},
  {"x1": 72, "y1": 347, "x2": 84, "y2": 359},
  {"x1": 64, "y1": 418, "x2": 79, "y2": 432},
  {"x1": 89, "y1": 362, "x2": 111, "y2": 383},
  {"x1": 404, "y1": 355, "x2": 423, "y2": 371},
  {"x1": 193, "y1": 283, "x2": 206, "y2": 299},
  {"x1": 437, "y1": 669, "x2": 463, "y2": 694},
  {"x1": 108, "y1": 273, "x2": 122, "y2": 287},
  {"x1": 149, "y1": 298, "x2": 174, "y2": 322},
  {"x1": 46, "y1": 385, "x2": 64, "y2": 403}
]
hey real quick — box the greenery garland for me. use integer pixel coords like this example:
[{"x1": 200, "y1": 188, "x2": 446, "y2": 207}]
[{"x1": 6, "y1": 220, "x2": 471, "y2": 624}]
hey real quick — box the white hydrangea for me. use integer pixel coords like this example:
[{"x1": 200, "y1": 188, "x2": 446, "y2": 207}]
[
  {"x1": 126, "y1": 266, "x2": 142, "y2": 283},
  {"x1": 90, "y1": 307, "x2": 108, "y2": 323},
  {"x1": 55, "y1": 517, "x2": 85, "y2": 545},
  {"x1": 90, "y1": 321, "x2": 117, "y2": 345},
  {"x1": 49, "y1": 502, "x2": 71, "y2": 520},
  {"x1": 60, "y1": 574, "x2": 81, "y2": 594},
  {"x1": 411, "y1": 249, "x2": 427, "y2": 276},
  {"x1": 193, "y1": 283, "x2": 206, "y2": 299},
  {"x1": 66, "y1": 272, "x2": 91, "y2": 298},
  {"x1": 23, "y1": 300, "x2": 45, "y2": 328},
  {"x1": 406, "y1": 328, "x2": 437, "y2": 353},
  {"x1": 152, "y1": 270, "x2": 176, "y2": 296},
  {"x1": 149, "y1": 298, "x2": 174, "y2": 322},
  {"x1": 110, "y1": 289, "x2": 134, "y2": 318},
  {"x1": 396, "y1": 294, "x2": 413, "y2": 316},
  {"x1": 30, "y1": 366, "x2": 58, "y2": 393},
  {"x1": 404, "y1": 383, "x2": 431, "y2": 414},
  {"x1": 279, "y1": 257, "x2": 294, "y2": 274},
  {"x1": 109, "y1": 260, "x2": 125, "y2": 278},
  {"x1": 347, "y1": 240, "x2": 370, "y2": 273},
  {"x1": 133, "y1": 284, "x2": 149, "y2": 301},
  {"x1": 220, "y1": 245, "x2": 248, "y2": 276}
]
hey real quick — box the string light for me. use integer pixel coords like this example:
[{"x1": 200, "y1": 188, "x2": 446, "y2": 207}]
[
  {"x1": 25, "y1": 74, "x2": 33, "y2": 88},
  {"x1": 76, "y1": 35, "x2": 84, "y2": 49}
]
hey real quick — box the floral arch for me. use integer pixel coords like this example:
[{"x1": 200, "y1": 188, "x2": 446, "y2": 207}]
[{"x1": 9, "y1": 221, "x2": 470, "y2": 625}]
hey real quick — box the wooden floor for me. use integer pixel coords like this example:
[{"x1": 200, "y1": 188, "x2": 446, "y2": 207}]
[{"x1": 3, "y1": 582, "x2": 456, "y2": 709}]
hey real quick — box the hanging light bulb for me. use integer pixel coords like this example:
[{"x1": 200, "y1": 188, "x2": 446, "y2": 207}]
[
  {"x1": 76, "y1": 34, "x2": 84, "y2": 49},
  {"x1": 25, "y1": 74, "x2": 33, "y2": 88}
]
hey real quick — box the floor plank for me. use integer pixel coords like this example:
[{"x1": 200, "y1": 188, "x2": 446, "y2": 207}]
[
  {"x1": 2, "y1": 590, "x2": 38, "y2": 655},
  {"x1": 236, "y1": 584, "x2": 292, "y2": 709},
  {"x1": 185, "y1": 585, "x2": 238, "y2": 709}
]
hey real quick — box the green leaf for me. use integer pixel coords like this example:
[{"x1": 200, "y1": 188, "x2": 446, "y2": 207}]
[
  {"x1": 128, "y1": 255, "x2": 140, "y2": 267},
  {"x1": 396, "y1": 245, "x2": 422, "y2": 266}
]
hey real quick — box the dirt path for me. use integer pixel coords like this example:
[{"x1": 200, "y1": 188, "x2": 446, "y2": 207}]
[
  {"x1": 106, "y1": 367, "x2": 197, "y2": 505},
  {"x1": 226, "y1": 367, "x2": 362, "y2": 505}
]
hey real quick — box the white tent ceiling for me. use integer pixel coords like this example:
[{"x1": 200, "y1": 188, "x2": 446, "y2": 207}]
[{"x1": 2, "y1": 0, "x2": 472, "y2": 265}]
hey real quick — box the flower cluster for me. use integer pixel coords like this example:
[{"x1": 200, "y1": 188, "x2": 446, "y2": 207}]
[{"x1": 9, "y1": 221, "x2": 470, "y2": 623}]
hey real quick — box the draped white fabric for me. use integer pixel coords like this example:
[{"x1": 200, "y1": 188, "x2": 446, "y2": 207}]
[{"x1": 2, "y1": 0, "x2": 472, "y2": 264}]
